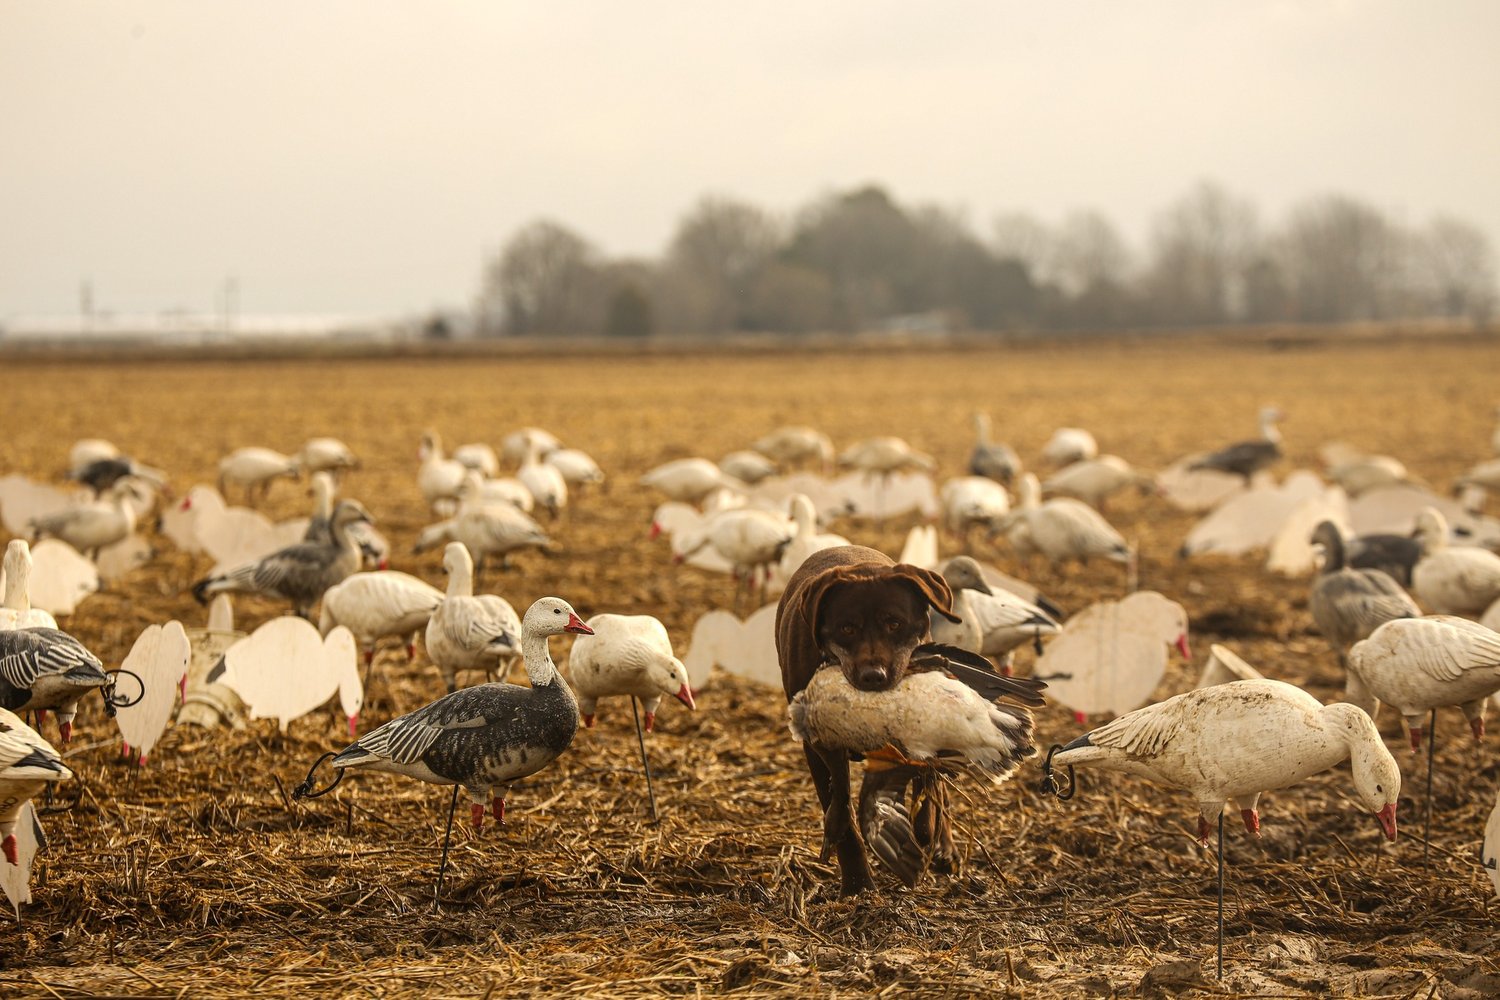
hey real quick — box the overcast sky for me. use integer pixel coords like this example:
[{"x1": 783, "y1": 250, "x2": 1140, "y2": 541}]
[{"x1": 2, "y1": 1, "x2": 1496, "y2": 319}]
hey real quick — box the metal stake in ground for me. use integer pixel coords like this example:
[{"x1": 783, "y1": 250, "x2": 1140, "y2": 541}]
[
  {"x1": 1423, "y1": 708, "x2": 1436, "y2": 869},
  {"x1": 1217, "y1": 812, "x2": 1225, "y2": 980},
  {"x1": 631, "y1": 697, "x2": 660, "y2": 823},
  {"x1": 434, "y1": 785, "x2": 460, "y2": 907}
]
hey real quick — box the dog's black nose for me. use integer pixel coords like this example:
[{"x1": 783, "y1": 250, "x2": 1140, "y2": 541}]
[{"x1": 857, "y1": 666, "x2": 887, "y2": 689}]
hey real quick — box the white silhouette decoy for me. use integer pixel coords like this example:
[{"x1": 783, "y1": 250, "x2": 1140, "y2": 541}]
[
  {"x1": 1195, "y1": 644, "x2": 1264, "y2": 689},
  {"x1": 113, "y1": 621, "x2": 191, "y2": 765},
  {"x1": 1034, "y1": 592, "x2": 1190, "y2": 723},
  {"x1": 20, "y1": 540, "x2": 99, "y2": 618},
  {"x1": 680, "y1": 604, "x2": 781, "y2": 693},
  {"x1": 1483, "y1": 789, "x2": 1500, "y2": 900},
  {"x1": 214, "y1": 617, "x2": 362, "y2": 735},
  {"x1": 940, "y1": 476, "x2": 1010, "y2": 548}
]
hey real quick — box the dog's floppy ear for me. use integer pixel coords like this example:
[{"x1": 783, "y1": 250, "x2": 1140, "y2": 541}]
[
  {"x1": 800, "y1": 566, "x2": 855, "y2": 643},
  {"x1": 892, "y1": 563, "x2": 962, "y2": 622}
]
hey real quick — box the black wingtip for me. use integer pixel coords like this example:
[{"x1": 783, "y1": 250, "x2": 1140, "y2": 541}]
[{"x1": 190, "y1": 578, "x2": 213, "y2": 605}]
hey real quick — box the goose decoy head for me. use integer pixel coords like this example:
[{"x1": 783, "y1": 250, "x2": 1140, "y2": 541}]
[{"x1": 524, "y1": 596, "x2": 593, "y2": 637}]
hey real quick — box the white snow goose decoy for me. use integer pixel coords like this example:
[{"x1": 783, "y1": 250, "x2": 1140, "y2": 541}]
[
  {"x1": 775, "y1": 494, "x2": 851, "y2": 586},
  {"x1": 218, "y1": 447, "x2": 300, "y2": 506},
  {"x1": 1, "y1": 540, "x2": 58, "y2": 631},
  {"x1": 1308, "y1": 520, "x2": 1421, "y2": 680},
  {"x1": 414, "y1": 489, "x2": 550, "y2": 585},
  {"x1": 1040, "y1": 427, "x2": 1098, "y2": 469},
  {"x1": 425, "y1": 543, "x2": 524, "y2": 692},
  {"x1": 838, "y1": 436, "x2": 936, "y2": 482},
  {"x1": 671, "y1": 507, "x2": 795, "y2": 610},
  {"x1": 28, "y1": 477, "x2": 148, "y2": 560},
  {"x1": 969, "y1": 412, "x2": 1021, "y2": 486},
  {"x1": 719, "y1": 450, "x2": 778, "y2": 486},
  {"x1": 500, "y1": 427, "x2": 561, "y2": 467},
  {"x1": 297, "y1": 597, "x2": 592, "y2": 890},
  {"x1": 0, "y1": 627, "x2": 110, "y2": 743},
  {"x1": 296, "y1": 437, "x2": 359, "y2": 479},
  {"x1": 1042, "y1": 455, "x2": 1154, "y2": 512},
  {"x1": 641, "y1": 458, "x2": 745, "y2": 506},
  {"x1": 319, "y1": 570, "x2": 445, "y2": 668},
  {"x1": 1411, "y1": 506, "x2": 1500, "y2": 615},
  {"x1": 191, "y1": 499, "x2": 373, "y2": 618},
  {"x1": 452, "y1": 442, "x2": 501, "y2": 478},
  {"x1": 928, "y1": 556, "x2": 1060, "y2": 673},
  {"x1": 1347, "y1": 614, "x2": 1500, "y2": 750},
  {"x1": 0, "y1": 708, "x2": 72, "y2": 865},
  {"x1": 517, "y1": 442, "x2": 568, "y2": 519},
  {"x1": 1188, "y1": 407, "x2": 1284, "y2": 483},
  {"x1": 1041, "y1": 678, "x2": 1398, "y2": 975},
  {"x1": 752, "y1": 426, "x2": 834, "y2": 473},
  {"x1": 568, "y1": 613, "x2": 696, "y2": 819},
  {"x1": 418, "y1": 431, "x2": 469, "y2": 515},
  {"x1": 546, "y1": 448, "x2": 605, "y2": 490},
  {"x1": 939, "y1": 476, "x2": 1010, "y2": 549},
  {"x1": 789, "y1": 648, "x2": 1046, "y2": 886},
  {"x1": 998, "y1": 473, "x2": 1133, "y2": 572}
]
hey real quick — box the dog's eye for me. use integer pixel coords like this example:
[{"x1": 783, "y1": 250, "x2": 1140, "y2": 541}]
[
  {"x1": 885, "y1": 619, "x2": 902, "y2": 634},
  {"x1": 840, "y1": 624, "x2": 857, "y2": 638}
]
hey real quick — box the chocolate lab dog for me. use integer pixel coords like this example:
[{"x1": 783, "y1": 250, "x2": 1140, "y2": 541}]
[{"x1": 776, "y1": 544, "x2": 966, "y2": 896}]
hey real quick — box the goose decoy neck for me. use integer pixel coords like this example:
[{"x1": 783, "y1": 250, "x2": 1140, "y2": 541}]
[{"x1": 1311, "y1": 522, "x2": 1347, "y2": 572}]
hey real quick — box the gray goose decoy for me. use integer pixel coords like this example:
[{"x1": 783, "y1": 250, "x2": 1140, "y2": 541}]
[
  {"x1": 320, "y1": 596, "x2": 591, "y2": 886},
  {"x1": 0, "y1": 627, "x2": 109, "y2": 743},
  {"x1": 1346, "y1": 532, "x2": 1423, "y2": 588},
  {"x1": 969, "y1": 412, "x2": 1021, "y2": 486},
  {"x1": 191, "y1": 499, "x2": 373, "y2": 618},
  {"x1": 1308, "y1": 521, "x2": 1420, "y2": 696},
  {"x1": 68, "y1": 455, "x2": 168, "y2": 496},
  {"x1": 1189, "y1": 406, "x2": 1284, "y2": 483}
]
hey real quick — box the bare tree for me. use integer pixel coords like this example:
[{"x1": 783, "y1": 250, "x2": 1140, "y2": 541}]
[
  {"x1": 1053, "y1": 209, "x2": 1132, "y2": 296},
  {"x1": 1412, "y1": 215, "x2": 1496, "y2": 321},
  {"x1": 1144, "y1": 181, "x2": 1260, "y2": 324},
  {"x1": 478, "y1": 219, "x2": 602, "y2": 335},
  {"x1": 660, "y1": 196, "x2": 782, "y2": 334},
  {"x1": 1280, "y1": 195, "x2": 1400, "y2": 322},
  {"x1": 991, "y1": 211, "x2": 1056, "y2": 284}
]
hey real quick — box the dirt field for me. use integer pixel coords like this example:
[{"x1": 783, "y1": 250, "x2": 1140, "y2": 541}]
[{"x1": 2, "y1": 334, "x2": 1499, "y2": 998}]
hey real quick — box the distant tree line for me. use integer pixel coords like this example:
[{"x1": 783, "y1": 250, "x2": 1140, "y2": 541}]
[{"x1": 472, "y1": 181, "x2": 1496, "y2": 338}]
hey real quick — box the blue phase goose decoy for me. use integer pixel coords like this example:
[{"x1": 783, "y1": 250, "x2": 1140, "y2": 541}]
[
  {"x1": 0, "y1": 707, "x2": 72, "y2": 865},
  {"x1": 1188, "y1": 406, "x2": 1284, "y2": 483},
  {"x1": 969, "y1": 412, "x2": 1021, "y2": 486},
  {"x1": 326, "y1": 596, "x2": 593, "y2": 832},
  {"x1": 190, "y1": 499, "x2": 372, "y2": 618},
  {"x1": 1346, "y1": 531, "x2": 1423, "y2": 588},
  {"x1": 0, "y1": 627, "x2": 109, "y2": 743},
  {"x1": 1307, "y1": 521, "x2": 1421, "y2": 687}
]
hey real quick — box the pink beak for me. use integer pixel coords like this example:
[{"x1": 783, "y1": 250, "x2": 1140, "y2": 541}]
[
  {"x1": 179, "y1": 675, "x2": 188, "y2": 704},
  {"x1": 1175, "y1": 633, "x2": 1192, "y2": 660},
  {"x1": 671, "y1": 553, "x2": 684, "y2": 565},
  {"x1": 565, "y1": 614, "x2": 594, "y2": 635},
  {"x1": 178, "y1": 496, "x2": 193, "y2": 511},
  {"x1": 674, "y1": 683, "x2": 696, "y2": 710},
  {"x1": 648, "y1": 522, "x2": 663, "y2": 541},
  {"x1": 348, "y1": 713, "x2": 359, "y2": 737},
  {"x1": 1375, "y1": 802, "x2": 1397, "y2": 841}
]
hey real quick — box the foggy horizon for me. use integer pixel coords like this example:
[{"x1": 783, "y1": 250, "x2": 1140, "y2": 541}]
[{"x1": 3, "y1": 1, "x2": 1497, "y2": 320}]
